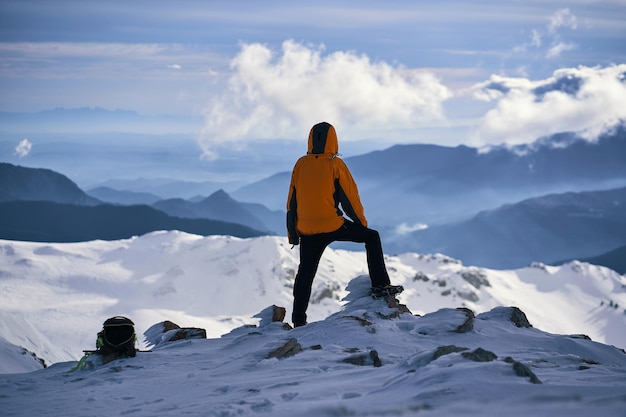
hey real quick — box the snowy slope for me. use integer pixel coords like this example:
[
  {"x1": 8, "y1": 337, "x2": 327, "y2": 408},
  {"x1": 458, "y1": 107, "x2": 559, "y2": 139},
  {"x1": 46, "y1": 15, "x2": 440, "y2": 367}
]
[
  {"x1": 0, "y1": 278, "x2": 625, "y2": 417},
  {"x1": 1, "y1": 231, "x2": 625, "y2": 371}
]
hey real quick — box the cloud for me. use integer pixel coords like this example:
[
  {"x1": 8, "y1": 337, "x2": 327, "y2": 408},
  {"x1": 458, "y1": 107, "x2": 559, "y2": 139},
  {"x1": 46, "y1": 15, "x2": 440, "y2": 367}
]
[
  {"x1": 546, "y1": 42, "x2": 576, "y2": 59},
  {"x1": 468, "y1": 64, "x2": 626, "y2": 147},
  {"x1": 548, "y1": 8, "x2": 578, "y2": 34},
  {"x1": 0, "y1": 42, "x2": 225, "y2": 80},
  {"x1": 511, "y1": 8, "x2": 578, "y2": 59},
  {"x1": 198, "y1": 40, "x2": 451, "y2": 157},
  {"x1": 395, "y1": 222, "x2": 428, "y2": 235},
  {"x1": 15, "y1": 138, "x2": 32, "y2": 157}
]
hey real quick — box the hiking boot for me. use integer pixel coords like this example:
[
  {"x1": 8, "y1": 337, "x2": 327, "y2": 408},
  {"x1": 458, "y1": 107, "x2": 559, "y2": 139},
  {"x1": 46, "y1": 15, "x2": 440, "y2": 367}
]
[{"x1": 371, "y1": 284, "x2": 404, "y2": 299}]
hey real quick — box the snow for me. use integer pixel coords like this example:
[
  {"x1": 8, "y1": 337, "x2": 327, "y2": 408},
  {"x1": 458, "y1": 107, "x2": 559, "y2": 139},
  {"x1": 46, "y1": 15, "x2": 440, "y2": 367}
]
[{"x1": 1, "y1": 231, "x2": 626, "y2": 415}]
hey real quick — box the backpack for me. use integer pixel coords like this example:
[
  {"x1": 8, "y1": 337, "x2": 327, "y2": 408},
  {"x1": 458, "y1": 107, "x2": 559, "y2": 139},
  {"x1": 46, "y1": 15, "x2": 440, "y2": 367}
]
[{"x1": 96, "y1": 316, "x2": 137, "y2": 359}]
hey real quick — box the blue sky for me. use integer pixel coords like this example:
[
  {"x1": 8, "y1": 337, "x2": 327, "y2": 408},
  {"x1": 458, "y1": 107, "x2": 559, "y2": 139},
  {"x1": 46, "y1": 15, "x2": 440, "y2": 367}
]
[{"x1": 1, "y1": 0, "x2": 625, "y2": 155}]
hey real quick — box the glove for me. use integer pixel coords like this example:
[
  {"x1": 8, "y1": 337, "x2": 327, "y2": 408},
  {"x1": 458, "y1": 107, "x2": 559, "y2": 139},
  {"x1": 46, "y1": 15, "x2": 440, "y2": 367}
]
[{"x1": 288, "y1": 234, "x2": 300, "y2": 245}]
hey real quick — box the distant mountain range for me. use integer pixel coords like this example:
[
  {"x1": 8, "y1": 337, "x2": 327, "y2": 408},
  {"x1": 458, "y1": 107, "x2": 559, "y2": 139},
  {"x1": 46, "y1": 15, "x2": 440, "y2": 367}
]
[
  {"x1": 562, "y1": 245, "x2": 626, "y2": 274},
  {"x1": 0, "y1": 163, "x2": 266, "y2": 242},
  {"x1": 86, "y1": 186, "x2": 161, "y2": 205},
  {"x1": 234, "y1": 129, "x2": 626, "y2": 225},
  {"x1": 2, "y1": 126, "x2": 626, "y2": 273},
  {"x1": 152, "y1": 189, "x2": 283, "y2": 234},
  {"x1": 0, "y1": 163, "x2": 99, "y2": 205},
  {"x1": 0, "y1": 201, "x2": 263, "y2": 242},
  {"x1": 90, "y1": 178, "x2": 246, "y2": 200},
  {"x1": 394, "y1": 187, "x2": 626, "y2": 270}
]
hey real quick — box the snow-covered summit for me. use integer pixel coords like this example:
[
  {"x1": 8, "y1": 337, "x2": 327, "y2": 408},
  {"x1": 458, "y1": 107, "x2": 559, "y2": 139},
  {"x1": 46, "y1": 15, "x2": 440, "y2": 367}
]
[
  {"x1": 1, "y1": 276, "x2": 625, "y2": 416},
  {"x1": 0, "y1": 230, "x2": 625, "y2": 372}
]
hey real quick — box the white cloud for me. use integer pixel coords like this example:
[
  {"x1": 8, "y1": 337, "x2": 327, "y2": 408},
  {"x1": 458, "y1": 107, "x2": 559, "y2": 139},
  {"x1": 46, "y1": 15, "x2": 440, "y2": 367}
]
[
  {"x1": 198, "y1": 40, "x2": 451, "y2": 157},
  {"x1": 511, "y1": 8, "x2": 578, "y2": 59},
  {"x1": 548, "y1": 8, "x2": 578, "y2": 34},
  {"x1": 0, "y1": 42, "x2": 226, "y2": 80},
  {"x1": 15, "y1": 139, "x2": 32, "y2": 157},
  {"x1": 546, "y1": 42, "x2": 576, "y2": 59},
  {"x1": 468, "y1": 64, "x2": 626, "y2": 147},
  {"x1": 395, "y1": 222, "x2": 429, "y2": 235},
  {"x1": 531, "y1": 29, "x2": 542, "y2": 48}
]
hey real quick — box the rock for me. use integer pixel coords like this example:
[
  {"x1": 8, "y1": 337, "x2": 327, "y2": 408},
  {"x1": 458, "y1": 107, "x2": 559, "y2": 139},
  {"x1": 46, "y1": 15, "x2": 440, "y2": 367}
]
[
  {"x1": 433, "y1": 345, "x2": 469, "y2": 360},
  {"x1": 376, "y1": 295, "x2": 412, "y2": 319},
  {"x1": 267, "y1": 338, "x2": 302, "y2": 359},
  {"x1": 162, "y1": 320, "x2": 181, "y2": 332},
  {"x1": 504, "y1": 356, "x2": 542, "y2": 384},
  {"x1": 143, "y1": 320, "x2": 207, "y2": 347},
  {"x1": 343, "y1": 350, "x2": 382, "y2": 367},
  {"x1": 343, "y1": 316, "x2": 374, "y2": 326},
  {"x1": 509, "y1": 307, "x2": 532, "y2": 328},
  {"x1": 462, "y1": 348, "x2": 497, "y2": 362},
  {"x1": 460, "y1": 269, "x2": 490, "y2": 289},
  {"x1": 20, "y1": 347, "x2": 47, "y2": 369},
  {"x1": 255, "y1": 305, "x2": 288, "y2": 327},
  {"x1": 272, "y1": 305, "x2": 286, "y2": 322},
  {"x1": 454, "y1": 307, "x2": 475, "y2": 333},
  {"x1": 167, "y1": 328, "x2": 207, "y2": 342}
]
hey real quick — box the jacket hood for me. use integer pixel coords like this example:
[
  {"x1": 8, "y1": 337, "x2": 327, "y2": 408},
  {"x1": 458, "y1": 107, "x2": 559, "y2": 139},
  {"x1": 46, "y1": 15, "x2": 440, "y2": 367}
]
[{"x1": 308, "y1": 122, "x2": 338, "y2": 155}]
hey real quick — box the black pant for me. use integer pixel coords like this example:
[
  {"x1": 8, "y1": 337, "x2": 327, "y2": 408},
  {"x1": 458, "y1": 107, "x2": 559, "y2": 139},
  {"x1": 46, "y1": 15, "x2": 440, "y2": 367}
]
[{"x1": 292, "y1": 220, "x2": 391, "y2": 325}]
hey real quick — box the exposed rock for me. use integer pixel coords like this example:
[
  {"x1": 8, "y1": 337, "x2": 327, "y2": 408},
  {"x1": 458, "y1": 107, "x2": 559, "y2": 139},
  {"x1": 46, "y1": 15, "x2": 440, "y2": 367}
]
[
  {"x1": 343, "y1": 316, "x2": 374, "y2": 326},
  {"x1": 272, "y1": 305, "x2": 286, "y2": 323},
  {"x1": 20, "y1": 347, "x2": 47, "y2": 369},
  {"x1": 509, "y1": 307, "x2": 532, "y2": 328},
  {"x1": 267, "y1": 338, "x2": 302, "y2": 359},
  {"x1": 567, "y1": 334, "x2": 592, "y2": 341},
  {"x1": 343, "y1": 350, "x2": 382, "y2": 367},
  {"x1": 254, "y1": 305, "x2": 289, "y2": 327},
  {"x1": 413, "y1": 271, "x2": 430, "y2": 282},
  {"x1": 378, "y1": 295, "x2": 412, "y2": 318},
  {"x1": 144, "y1": 320, "x2": 207, "y2": 347},
  {"x1": 462, "y1": 348, "x2": 497, "y2": 362},
  {"x1": 433, "y1": 345, "x2": 469, "y2": 360},
  {"x1": 454, "y1": 307, "x2": 475, "y2": 333},
  {"x1": 456, "y1": 290, "x2": 479, "y2": 302},
  {"x1": 168, "y1": 328, "x2": 207, "y2": 342},
  {"x1": 162, "y1": 320, "x2": 180, "y2": 332},
  {"x1": 312, "y1": 285, "x2": 339, "y2": 303},
  {"x1": 478, "y1": 307, "x2": 532, "y2": 329},
  {"x1": 460, "y1": 269, "x2": 490, "y2": 289},
  {"x1": 504, "y1": 356, "x2": 542, "y2": 384}
]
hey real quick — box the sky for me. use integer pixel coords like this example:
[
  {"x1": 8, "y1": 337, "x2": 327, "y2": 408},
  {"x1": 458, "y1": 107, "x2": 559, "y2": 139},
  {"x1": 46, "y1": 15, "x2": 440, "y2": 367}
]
[{"x1": 1, "y1": 0, "x2": 625, "y2": 157}]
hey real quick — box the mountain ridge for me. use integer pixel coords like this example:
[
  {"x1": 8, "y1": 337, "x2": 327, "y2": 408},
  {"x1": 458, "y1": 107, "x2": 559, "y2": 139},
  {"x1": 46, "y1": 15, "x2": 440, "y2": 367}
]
[
  {"x1": 232, "y1": 130, "x2": 626, "y2": 223},
  {"x1": 400, "y1": 186, "x2": 626, "y2": 269},
  {"x1": 0, "y1": 162, "x2": 100, "y2": 205},
  {"x1": 0, "y1": 201, "x2": 265, "y2": 242},
  {"x1": 152, "y1": 189, "x2": 276, "y2": 234}
]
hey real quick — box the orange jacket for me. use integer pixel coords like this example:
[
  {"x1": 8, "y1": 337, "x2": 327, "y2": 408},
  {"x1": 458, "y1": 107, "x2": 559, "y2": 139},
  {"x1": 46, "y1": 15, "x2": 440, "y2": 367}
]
[{"x1": 286, "y1": 122, "x2": 367, "y2": 243}]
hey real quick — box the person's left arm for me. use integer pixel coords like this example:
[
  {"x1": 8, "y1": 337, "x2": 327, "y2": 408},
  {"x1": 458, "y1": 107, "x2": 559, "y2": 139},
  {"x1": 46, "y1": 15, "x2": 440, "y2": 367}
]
[{"x1": 334, "y1": 160, "x2": 368, "y2": 227}]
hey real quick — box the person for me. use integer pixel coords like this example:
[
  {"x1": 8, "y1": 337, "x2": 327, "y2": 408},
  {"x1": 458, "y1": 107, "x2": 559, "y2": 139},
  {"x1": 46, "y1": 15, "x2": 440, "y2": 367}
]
[{"x1": 286, "y1": 122, "x2": 403, "y2": 327}]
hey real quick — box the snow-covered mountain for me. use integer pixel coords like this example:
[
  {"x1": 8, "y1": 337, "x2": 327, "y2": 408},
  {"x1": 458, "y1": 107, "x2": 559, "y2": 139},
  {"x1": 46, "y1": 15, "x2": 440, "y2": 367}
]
[
  {"x1": 1, "y1": 231, "x2": 625, "y2": 373},
  {"x1": 1, "y1": 275, "x2": 625, "y2": 417},
  {"x1": 397, "y1": 186, "x2": 626, "y2": 269}
]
